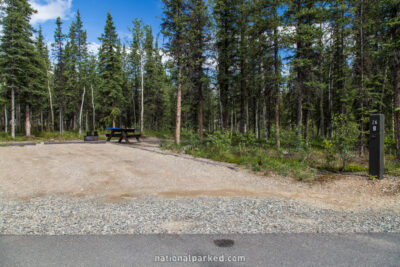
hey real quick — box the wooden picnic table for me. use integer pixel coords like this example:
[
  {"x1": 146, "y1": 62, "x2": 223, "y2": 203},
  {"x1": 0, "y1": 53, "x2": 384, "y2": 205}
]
[{"x1": 106, "y1": 128, "x2": 141, "y2": 143}]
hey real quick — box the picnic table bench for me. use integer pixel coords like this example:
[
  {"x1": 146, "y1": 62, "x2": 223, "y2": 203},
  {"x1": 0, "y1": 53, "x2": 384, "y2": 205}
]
[{"x1": 106, "y1": 128, "x2": 141, "y2": 143}]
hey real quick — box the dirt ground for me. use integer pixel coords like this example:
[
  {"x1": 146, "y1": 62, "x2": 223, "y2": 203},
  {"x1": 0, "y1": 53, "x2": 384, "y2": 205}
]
[{"x1": 0, "y1": 139, "x2": 399, "y2": 212}]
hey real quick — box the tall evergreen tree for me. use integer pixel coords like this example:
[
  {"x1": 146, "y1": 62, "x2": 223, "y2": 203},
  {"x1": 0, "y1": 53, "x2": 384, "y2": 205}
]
[
  {"x1": 130, "y1": 18, "x2": 145, "y2": 132},
  {"x1": 0, "y1": 0, "x2": 43, "y2": 137},
  {"x1": 69, "y1": 10, "x2": 89, "y2": 136},
  {"x1": 52, "y1": 17, "x2": 67, "y2": 134},
  {"x1": 285, "y1": 0, "x2": 324, "y2": 138},
  {"x1": 98, "y1": 12, "x2": 123, "y2": 127},
  {"x1": 36, "y1": 26, "x2": 54, "y2": 131},
  {"x1": 128, "y1": 19, "x2": 144, "y2": 127},
  {"x1": 87, "y1": 55, "x2": 99, "y2": 131},
  {"x1": 386, "y1": 0, "x2": 400, "y2": 160},
  {"x1": 187, "y1": 0, "x2": 211, "y2": 138},
  {"x1": 213, "y1": 0, "x2": 239, "y2": 130},
  {"x1": 162, "y1": 0, "x2": 189, "y2": 144},
  {"x1": 34, "y1": 26, "x2": 50, "y2": 132},
  {"x1": 143, "y1": 25, "x2": 157, "y2": 129}
]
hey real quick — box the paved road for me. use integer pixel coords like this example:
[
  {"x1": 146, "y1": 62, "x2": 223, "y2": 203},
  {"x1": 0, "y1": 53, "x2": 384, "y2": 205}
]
[{"x1": 1, "y1": 234, "x2": 399, "y2": 266}]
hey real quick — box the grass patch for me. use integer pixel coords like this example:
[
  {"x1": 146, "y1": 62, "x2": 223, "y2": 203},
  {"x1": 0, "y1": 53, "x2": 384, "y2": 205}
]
[
  {"x1": 157, "y1": 130, "x2": 400, "y2": 181},
  {"x1": 0, "y1": 130, "x2": 110, "y2": 143},
  {"x1": 161, "y1": 137, "x2": 317, "y2": 181},
  {"x1": 316, "y1": 163, "x2": 368, "y2": 173}
]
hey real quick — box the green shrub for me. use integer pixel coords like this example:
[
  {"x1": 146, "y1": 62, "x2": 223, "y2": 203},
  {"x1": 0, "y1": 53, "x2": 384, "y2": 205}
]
[
  {"x1": 330, "y1": 114, "x2": 360, "y2": 172},
  {"x1": 385, "y1": 136, "x2": 396, "y2": 156},
  {"x1": 345, "y1": 164, "x2": 368, "y2": 172},
  {"x1": 280, "y1": 128, "x2": 303, "y2": 151},
  {"x1": 322, "y1": 139, "x2": 336, "y2": 166}
]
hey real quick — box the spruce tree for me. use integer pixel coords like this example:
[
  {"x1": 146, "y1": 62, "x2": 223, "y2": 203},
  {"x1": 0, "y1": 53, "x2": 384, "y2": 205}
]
[
  {"x1": 129, "y1": 19, "x2": 144, "y2": 127},
  {"x1": 87, "y1": 55, "x2": 99, "y2": 131},
  {"x1": 0, "y1": 0, "x2": 43, "y2": 137},
  {"x1": 36, "y1": 26, "x2": 54, "y2": 131},
  {"x1": 353, "y1": 0, "x2": 380, "y2": 156},
  {"x1": 162, "y1": 0, "x2": 189, "y2": 144},
  {"x1": 130, "y1": 19, "x2": 145, "y2": 132},
  {"x1": 284, "y1": 0, "x2": 324, "y2": 138},
  {"x1": 64, "y1": 21, "x2": 78, "y2": 130},
  {"x1": 154, "y1": 39, "x2": 172, "y2": 128},
  {"x1": 34, "y1": 26, "x2": 50, "y2": 132},
  {"x1": 66, "y1": 10, "x2": 89, "y2": 136},
  {"x1": 385, "y1": 0, "x2": 400, "y2": 160},
  {"x1": 52, "y1": 17, "x2": 67, "y2": 134},
  {"x1": 143, "y1": 25, "x2": 156, "y2": 129},
  {"x1": 187, "y1": 0, "x2": 211, "y2": 138},
  {"x1": 213, "y1": 0, "x2": 239, "y2": 130},
  {"x1": 120, "y1": 44, "x2": 131, "y2": 127},
  {"x1": 98, "y1": 12, "x2": 123, "y2": 128}
]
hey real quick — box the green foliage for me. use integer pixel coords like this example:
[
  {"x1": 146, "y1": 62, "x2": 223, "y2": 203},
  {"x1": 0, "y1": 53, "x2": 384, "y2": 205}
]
[
  {"x1": 330, "y1": 114, "x2": 360, "y2": 171},
  {"x1": 322, "y1": 139, "x2": 336, "y2": 166},
  {"x1": 0, "y1": 0, "x2": 46, "y2": 136},
  {"x1": 160, "y1": 130, "x2": 317, "y2": 181},
  {"x1": 97, "y1": 12, "x2": 124, "y2": 126},
  {"x1": 385, "y1": 136, "x2": 396, "y2": 155},
  {"x1": 280, "y1": 128, "x2": 307, "y2": 152},
  {"x1": 52, "y1": 17, "x2": 68, "y2": 112}
]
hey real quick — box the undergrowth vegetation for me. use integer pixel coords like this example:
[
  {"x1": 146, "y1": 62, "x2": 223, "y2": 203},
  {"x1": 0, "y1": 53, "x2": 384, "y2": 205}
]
[
  {"x1": 0, "y1": 130, "x2": 108, "y2": 142},
  {"x1": 1, "y1": 127, "x2": 399, "y2": 180},
  {"x1": 161, "y1": 129, "x2": 400, "y2": 181}
]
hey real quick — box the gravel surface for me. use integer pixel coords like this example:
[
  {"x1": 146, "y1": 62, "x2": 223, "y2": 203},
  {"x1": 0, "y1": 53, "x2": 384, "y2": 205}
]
[
  {"x1": 1, "y1": 140, "x2": 399, "y2": 235},
  {"x1": 1, "y1": 195, "x2": 399, "y2": 235}
]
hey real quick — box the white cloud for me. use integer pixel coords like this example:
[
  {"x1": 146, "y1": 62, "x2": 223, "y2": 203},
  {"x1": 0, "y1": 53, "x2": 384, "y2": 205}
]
[
  {"x1": 160, "y1": 50, "x2": 172, "y2": 65},
  {"x1": 278, "y1": 25, "x2": 296, "y2": 35},
  {"x1": 87, "y1": 42, "x2": 100, "y2": 55},
  {"x1": 29, "y1": 0, "x2": 73, "y2": 25}
]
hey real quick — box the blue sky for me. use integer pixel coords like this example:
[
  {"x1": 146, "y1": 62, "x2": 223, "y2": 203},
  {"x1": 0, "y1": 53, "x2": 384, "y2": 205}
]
[{"x1": 31, "y1": 0, "x2": 164, "y2": 52}]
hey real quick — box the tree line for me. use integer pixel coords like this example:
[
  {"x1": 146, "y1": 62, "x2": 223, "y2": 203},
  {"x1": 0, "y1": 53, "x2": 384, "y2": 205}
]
[
  {"x1": 0, "y1": 0, "x2": 172, "y2": 139},
  {"x1": 0, "y1": 0, "x2": 399, "y2": 160}
]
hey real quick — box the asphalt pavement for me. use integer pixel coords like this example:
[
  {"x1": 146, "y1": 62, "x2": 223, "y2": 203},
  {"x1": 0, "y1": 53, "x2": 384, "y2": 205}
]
[{"x1": 1, "y1": 234, "x2": 400, "y2": 266}]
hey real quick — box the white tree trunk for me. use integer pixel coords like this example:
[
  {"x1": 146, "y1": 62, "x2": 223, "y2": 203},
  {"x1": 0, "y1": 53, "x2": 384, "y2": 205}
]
[
  {"x1": 175, "y1": 67, "x2": 182, "y2": 144},
  {"x1": 255, "y1": 100, "x2": 259, "y2": 139},
  {"x1": 85, "y1": 111, "x2": 88, "y2": 132},
  {"x1": 78, "y1": 86, "x2": 86, "y2": 137},
  {"x1": 40, "y1": 110, "x2": 43, "y2": 132},
  {"x1": 11, "y1": 86, "x2": 15, "y2": 138},
  {"x1": 91, "y1": 84, "x2": 95, "y2": 130},
  {"x1": 219, "y1": 89, "x2": 223, "y2": 132},
  {"x1": 140, "y1": 53, "x2": 144, "y2": 133},
  {"x1": 47, "y1": 71, "x2": 54, "y2": 131},
  {"x1": 245, "y1": 100, "x2": 249, "y2": 133},
  {"x1": 230, "y1": 108, "x2": 233, "y2": 138},
  {"x1": 59, "y1": 107, "x2": 63, "y2": 135},
  {"x1": 25, "y1": 104, "x2": 31, "y2": 137},
  {"x1": 4, "y1": 105, "x2": 7, "y2": 134},
  {"x1": 132, "y1": 86, "x2": 136, "y2": 126}
]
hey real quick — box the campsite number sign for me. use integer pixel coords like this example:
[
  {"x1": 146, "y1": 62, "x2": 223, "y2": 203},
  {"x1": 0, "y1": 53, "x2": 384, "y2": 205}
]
[{"x1": 369, "y1": 114, "x2": 384, "y2": 179}]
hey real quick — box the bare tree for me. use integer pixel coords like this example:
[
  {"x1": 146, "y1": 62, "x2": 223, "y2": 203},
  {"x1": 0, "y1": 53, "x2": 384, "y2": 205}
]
[
  {"x1": 78, "y1": 86, "x2": 86, "y2": 136},
  {"x1": 47, "y1": 70, "x2": 54, "y2": 131},
  {"x1": 91, "y1": 84, "x2": 95, "y2": 130},
  {"x1": 4, "y1": 105, "x2": 7, "y2": 134},
  {"x1": 11, "y1": 85, "x2": 15, "y2": 138},
  {"x1": 140, "y1": 51, "x2": 144, "y2": 134}
]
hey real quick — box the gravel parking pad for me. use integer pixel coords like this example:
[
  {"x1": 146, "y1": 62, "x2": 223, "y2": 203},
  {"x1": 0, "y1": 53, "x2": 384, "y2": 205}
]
[
  {"x1": 1, "y1": 195, "x2": 399, "y2": 234},
  {"x1": 0, "y1": 142, "x2": 399, "y2": 235}
]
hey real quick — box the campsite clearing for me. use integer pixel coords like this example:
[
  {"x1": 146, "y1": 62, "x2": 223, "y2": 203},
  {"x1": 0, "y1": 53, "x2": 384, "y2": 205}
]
[{"x1": 0, "y1": 140, "x2": 399, "y2": 234}]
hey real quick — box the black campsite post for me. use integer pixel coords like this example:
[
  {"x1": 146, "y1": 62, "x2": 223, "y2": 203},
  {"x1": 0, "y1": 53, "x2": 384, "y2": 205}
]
[{"x1": 369, "y1": 114, "x2": 384, "y2": 179}]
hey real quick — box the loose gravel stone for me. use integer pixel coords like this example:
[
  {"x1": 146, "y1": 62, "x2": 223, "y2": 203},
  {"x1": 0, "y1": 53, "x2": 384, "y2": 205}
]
[{"x1": 1, "y1": 195, "x2": 399, "y2": 235}]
